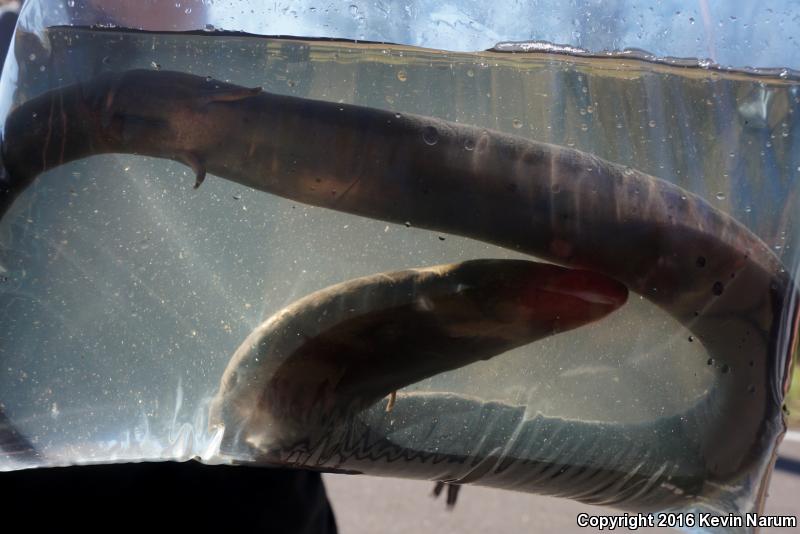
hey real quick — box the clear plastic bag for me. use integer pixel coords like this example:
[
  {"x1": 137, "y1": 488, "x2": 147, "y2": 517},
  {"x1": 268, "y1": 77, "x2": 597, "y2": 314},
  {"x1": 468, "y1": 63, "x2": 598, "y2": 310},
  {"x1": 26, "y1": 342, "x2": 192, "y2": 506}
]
[{"x1": 0, "y1": 1, "x2": 797, "y2": 530}]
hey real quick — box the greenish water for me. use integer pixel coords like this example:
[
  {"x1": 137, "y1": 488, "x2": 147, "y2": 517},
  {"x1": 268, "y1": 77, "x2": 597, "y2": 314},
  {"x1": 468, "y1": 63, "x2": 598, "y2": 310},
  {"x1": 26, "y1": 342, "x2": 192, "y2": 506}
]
[{"x1": 0, "y1": 27, "x2": 797, "y2": 467}]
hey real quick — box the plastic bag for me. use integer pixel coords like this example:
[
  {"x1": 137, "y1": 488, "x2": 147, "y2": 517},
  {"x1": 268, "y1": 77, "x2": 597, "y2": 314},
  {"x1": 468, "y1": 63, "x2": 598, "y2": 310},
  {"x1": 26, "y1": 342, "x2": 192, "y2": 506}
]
[{"x1": 0, "y1": 1, "x2": 797, "y2": 529}]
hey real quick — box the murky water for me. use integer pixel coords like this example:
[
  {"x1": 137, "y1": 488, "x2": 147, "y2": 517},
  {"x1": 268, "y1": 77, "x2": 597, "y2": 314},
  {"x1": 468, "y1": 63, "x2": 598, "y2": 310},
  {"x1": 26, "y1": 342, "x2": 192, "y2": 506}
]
[{"x1": 0, "y1": 27, "x2": 797, "y2": 476}]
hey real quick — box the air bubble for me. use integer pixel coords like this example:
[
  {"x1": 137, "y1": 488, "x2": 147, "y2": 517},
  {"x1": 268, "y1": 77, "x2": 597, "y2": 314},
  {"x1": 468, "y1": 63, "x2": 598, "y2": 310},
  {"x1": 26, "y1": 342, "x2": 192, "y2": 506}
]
[
  {"x1": 648, "y1": 120, "x2": 656, "y2": 128},
  {"x1": 464, "y1": 138, "x2": 475, "y2": 151},
  {"x1": 715, "y1": 192, "x2": 726, "y2": 200},
  {"x1": 712, "y1": 281, "x2": 724, "y2": 296},
  {"x1": 512, "y1": 118, "x2": 523, "y2": 129},
  {"x1": 422, "y1": 126, "x2": 439, "y2": 146},
  {"x1": 396, "y1": 70, "x2": 408, "y2": 82}
]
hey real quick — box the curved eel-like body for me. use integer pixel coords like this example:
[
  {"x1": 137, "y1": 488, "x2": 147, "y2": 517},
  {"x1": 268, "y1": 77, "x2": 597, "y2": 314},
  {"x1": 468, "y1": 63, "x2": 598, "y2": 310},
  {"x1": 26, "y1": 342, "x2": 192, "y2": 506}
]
[
  {"x1": 208, "y1": 259, "x2": 627, "y2": 451},
  {"x1": 0, "y1": 70, "x2": 796, "y2": 509}
]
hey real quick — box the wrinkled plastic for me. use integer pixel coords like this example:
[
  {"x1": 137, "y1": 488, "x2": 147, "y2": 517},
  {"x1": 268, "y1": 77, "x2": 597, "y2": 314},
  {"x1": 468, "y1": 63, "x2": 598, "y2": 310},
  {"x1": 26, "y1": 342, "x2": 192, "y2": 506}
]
[{"x1": 0, "y1": 1, "x2": 797, "y2": 531}]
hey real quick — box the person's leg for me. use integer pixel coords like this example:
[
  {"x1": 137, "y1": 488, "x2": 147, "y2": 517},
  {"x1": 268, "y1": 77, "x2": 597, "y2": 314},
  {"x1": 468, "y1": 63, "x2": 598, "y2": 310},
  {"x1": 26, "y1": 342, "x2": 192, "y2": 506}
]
[{"x1": 0, "y1": 461, "x2": 338, "y2": 533}]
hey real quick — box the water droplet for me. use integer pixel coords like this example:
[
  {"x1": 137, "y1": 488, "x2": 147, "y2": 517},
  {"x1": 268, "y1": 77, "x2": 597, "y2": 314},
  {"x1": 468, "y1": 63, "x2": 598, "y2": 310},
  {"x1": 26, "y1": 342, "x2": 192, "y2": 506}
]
[
  {"x1": 67, "y1": 0, "x2": 75, "y2": 6},
  {"x1": 689, "y1": 17, "x2": 695, "y2": 24},
  {"x1": 396, "y1": 70, "x2": 407, "y2": 82},
  {"x1": 422, "y1": 126, "x2": 439, "y2": 146},
  {"x1": 688, "y1": 335, "x2": 694, "y2": 342},
  {"x1": 512, "y1": 118, "x2": 523, "y2": 129},
  {"x1": 204, "y1": 24, "x2": 215, "y2": 32},
  {"x1": 586, "y1": 105, "x2": 594, "y2": 114},
  {"x1": 404, "y1": 221, "x2": 411, "y2": 228},
  {"x1": 466, "y1": 69, "x2": 474, "y2": 77},
  {"x1": 394, "y1": 113, "x2": 402, "y2": 119},
  {"x1": 744, "y1": 206, "x2": 752, "y2": 213},
  {"x1": 648, "y1": 120, "x2": 656, "y2": 128},
  {"x1": 463, "y1": 138, "x2": 475, "y2": 151},
  {"x1": 349, "y1": 4, "x2": 359, "y2": 16},
  {"x1": 696, "y1": 256, "x2": 706, "y2": 268},
  {"x1": 39, "y1": 65, "x2": 46, "y2": 72},
  {"x1": 28, "y1": 53, "x2": 36, "y2": 61},
  {"x1": 151, "y1": 61, "x2": 161, "y2": 70},
  {"x1": 580, "y1": 123, "x2": 589, "y2": 132},
  {"x1": 232, "y1": 193, "x2": 241, "y2": 200},
  {"x1": 712, "y1": 281, "x2": 724, "y2": 296},
  {"x1": 438, "y1": 236, "x2": 446, "y2": 241},
  {"x1": 715, "y1": 192, "x2": 726, "y2": 200}
]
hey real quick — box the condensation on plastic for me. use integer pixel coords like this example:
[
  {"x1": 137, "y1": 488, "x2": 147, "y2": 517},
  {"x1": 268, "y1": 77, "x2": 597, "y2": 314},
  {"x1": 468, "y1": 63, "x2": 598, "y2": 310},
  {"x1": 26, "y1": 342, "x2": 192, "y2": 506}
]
[{"x1": 0, "y1": 1, "x2": 797, "y2": 531}]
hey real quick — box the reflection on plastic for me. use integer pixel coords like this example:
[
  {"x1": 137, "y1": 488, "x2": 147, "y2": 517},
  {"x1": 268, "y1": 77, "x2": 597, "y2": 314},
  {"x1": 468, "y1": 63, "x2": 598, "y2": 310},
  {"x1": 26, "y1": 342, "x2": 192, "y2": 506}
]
[{"x1": 0, "y1": 27, "x2": 797, "y2": 527}]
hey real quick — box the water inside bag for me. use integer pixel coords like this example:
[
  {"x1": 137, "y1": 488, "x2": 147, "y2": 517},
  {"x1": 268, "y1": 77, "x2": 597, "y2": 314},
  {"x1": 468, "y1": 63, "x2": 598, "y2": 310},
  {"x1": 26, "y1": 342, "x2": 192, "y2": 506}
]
[{"x1": 0, "y1": 27, "x2": 797, "y2": 520}]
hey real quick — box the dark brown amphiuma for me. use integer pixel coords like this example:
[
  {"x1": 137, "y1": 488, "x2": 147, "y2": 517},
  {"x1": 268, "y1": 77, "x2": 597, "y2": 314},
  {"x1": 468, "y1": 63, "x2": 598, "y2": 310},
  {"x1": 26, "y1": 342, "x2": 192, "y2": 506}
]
[
  {"x1": 208, "y1": 259, "x2": 627, "y2": 454},
  {"x1": 1, "y1": 70, "x2": 795, "y2": 510}
]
